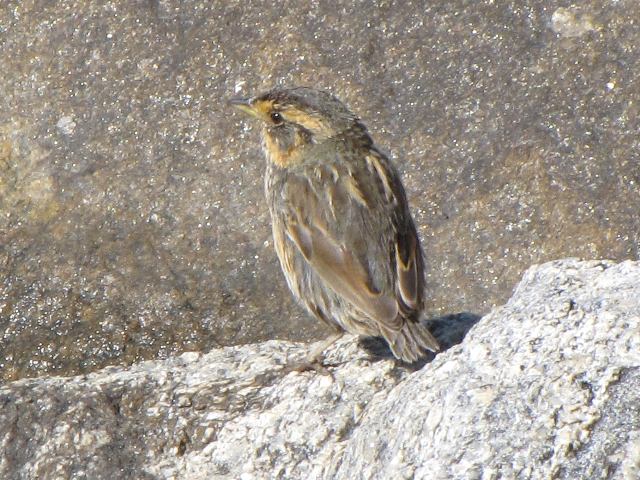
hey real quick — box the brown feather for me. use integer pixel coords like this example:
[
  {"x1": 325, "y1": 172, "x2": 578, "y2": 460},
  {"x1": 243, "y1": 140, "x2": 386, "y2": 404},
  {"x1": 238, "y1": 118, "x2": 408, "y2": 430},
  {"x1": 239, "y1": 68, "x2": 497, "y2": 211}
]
[
  {"x1": 287, "y1": 220, "x2": 400, "y2": 328},
  {"x1": 395, "y1": 232, "x2": 419, "y2": 311}
]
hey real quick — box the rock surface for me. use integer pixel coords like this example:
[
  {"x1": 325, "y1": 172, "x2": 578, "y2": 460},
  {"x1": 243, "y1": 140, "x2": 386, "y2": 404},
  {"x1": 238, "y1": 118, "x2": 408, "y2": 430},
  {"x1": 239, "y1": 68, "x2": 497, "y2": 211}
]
[
  {"x1": 1, "y1": 259, "x2": 638, "y2": 479},
  {"x1": 1, "y1": 1, "x2": 639, "y2": 381}
]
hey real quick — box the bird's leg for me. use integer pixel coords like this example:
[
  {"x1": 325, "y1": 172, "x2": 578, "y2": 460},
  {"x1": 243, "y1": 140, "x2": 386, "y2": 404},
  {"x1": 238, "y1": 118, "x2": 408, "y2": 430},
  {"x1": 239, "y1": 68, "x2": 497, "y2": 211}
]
[
  {"x1": 286, "y1": 331, "x2": 344, "y2": 376},
  {"x1": 306, "y1": 330, "x2": 345, "y2": 364}
]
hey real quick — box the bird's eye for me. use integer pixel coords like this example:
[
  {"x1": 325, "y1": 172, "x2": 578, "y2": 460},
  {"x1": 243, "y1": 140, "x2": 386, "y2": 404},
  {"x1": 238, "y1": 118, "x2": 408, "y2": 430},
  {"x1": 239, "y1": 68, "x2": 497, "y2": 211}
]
[{"x1": 270, "y1": 112, "x2": 283, "y2": 125}]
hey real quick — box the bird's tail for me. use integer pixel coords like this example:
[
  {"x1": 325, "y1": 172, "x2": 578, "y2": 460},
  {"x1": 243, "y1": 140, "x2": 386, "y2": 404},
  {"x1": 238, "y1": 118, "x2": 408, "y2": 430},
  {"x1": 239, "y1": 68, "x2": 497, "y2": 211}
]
[{"x1": 382, "y1": 319, "x2": 440, "y2": 363}]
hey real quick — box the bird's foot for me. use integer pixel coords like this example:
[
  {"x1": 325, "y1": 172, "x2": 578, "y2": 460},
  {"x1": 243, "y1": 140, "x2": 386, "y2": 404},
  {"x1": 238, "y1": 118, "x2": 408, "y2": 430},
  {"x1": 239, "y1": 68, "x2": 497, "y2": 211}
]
[{"x1": 284, "y1": 355, "x2": 335, "y2": 379}]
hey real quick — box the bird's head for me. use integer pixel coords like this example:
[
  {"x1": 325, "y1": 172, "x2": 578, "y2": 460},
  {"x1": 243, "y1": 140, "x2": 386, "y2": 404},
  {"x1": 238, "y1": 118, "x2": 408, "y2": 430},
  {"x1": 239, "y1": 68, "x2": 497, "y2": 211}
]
[{"x1": 230, "y1": 87, "x2": 367, "y2": 167}]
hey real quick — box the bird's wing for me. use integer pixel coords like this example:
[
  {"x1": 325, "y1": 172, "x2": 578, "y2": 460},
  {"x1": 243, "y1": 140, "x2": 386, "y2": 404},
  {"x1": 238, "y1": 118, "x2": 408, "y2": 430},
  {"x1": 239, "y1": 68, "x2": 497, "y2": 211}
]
[
  {"x1": 280, "y1": 150, "x2": 423, "y2": 332},
  {"x1": 286, "y1": 218, "x2": 401, "y2": 328}
]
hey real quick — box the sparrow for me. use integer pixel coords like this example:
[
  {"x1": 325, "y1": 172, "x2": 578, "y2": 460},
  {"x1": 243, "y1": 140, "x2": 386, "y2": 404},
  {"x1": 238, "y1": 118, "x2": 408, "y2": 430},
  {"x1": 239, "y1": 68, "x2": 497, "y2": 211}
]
[{"x1": 231, "y1": 87, "x2": 440, "y2": 363}]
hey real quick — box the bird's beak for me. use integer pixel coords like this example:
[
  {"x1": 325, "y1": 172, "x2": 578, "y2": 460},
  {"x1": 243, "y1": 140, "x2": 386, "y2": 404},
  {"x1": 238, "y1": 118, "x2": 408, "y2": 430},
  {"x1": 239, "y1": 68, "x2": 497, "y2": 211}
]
[{"x1": 229, "y1": 97, "x2": 260, "y2": 119}]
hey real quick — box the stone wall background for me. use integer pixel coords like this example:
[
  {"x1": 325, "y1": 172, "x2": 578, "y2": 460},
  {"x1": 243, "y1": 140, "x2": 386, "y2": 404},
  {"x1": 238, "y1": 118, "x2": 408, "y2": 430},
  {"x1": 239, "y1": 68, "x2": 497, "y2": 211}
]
[{"x1": 1, "y1": 1, "x2": 638, "y2": 380}]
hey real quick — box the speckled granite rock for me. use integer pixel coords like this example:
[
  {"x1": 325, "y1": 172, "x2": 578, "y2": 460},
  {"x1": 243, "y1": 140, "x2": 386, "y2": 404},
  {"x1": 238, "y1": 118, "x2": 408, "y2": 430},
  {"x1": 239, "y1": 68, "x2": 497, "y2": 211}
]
[
  {"x1": 0, "y1": 259, "x2": 638, "y2": 479},
  {"x1": 1, "y1": 1, "x2": 639, "y2": 381}
]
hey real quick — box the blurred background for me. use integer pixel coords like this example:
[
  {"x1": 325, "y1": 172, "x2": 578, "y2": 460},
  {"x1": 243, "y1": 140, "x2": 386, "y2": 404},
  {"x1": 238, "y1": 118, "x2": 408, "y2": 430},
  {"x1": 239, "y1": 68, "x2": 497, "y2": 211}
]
[{"x1": 1, "y1": 0, "x2": 638, "y2": 381}]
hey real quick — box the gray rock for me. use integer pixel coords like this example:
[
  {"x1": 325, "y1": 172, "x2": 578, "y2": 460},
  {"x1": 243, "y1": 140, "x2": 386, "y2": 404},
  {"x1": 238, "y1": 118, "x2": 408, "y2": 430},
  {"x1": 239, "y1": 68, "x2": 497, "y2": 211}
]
[
  {"x1": 1, "y1": 0, "x2": 639, "y2": 381},
  {"x1": 1, "y1": 259, "x2": 638, "y2": 479}
]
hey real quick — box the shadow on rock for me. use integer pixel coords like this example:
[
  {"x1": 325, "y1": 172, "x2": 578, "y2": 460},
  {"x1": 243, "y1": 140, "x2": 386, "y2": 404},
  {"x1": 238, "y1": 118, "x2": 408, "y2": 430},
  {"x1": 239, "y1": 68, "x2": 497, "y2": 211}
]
[{"x1": 358, "y1": 312, "x2": 482, "y2": 368}]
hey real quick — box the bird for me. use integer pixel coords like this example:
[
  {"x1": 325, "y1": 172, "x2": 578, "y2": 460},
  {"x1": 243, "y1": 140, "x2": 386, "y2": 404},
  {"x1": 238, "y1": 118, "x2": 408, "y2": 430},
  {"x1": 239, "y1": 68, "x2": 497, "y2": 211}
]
[{"x1": 230, "y1": 87, "x2": 440, "y2": 364}]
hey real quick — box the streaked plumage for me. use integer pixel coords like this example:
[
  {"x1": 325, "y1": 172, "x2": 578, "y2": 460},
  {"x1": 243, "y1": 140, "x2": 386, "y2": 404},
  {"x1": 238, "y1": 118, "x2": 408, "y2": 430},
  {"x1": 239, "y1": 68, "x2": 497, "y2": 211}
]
[{"x1": 231, "y1": 87, "x2": 440, "y2": 363}]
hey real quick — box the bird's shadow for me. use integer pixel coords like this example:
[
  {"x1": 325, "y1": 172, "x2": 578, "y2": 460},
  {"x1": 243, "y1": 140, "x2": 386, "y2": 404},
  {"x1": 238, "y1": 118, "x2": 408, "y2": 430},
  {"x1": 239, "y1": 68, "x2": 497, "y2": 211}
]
[{"x1": 358, "y1": 312, "x2": 482, "y2": 370}]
